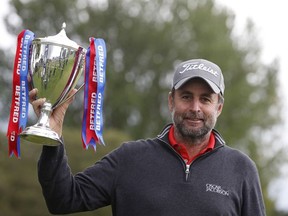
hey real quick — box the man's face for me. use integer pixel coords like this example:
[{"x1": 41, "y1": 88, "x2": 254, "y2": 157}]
[{"x1": 168, "y1": 78, "x2": 223, "y2": 142}]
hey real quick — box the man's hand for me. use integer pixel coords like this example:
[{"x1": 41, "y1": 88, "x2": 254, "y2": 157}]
[{"x1": 29, "y1": 88, "x2": 77, "y2": 137}]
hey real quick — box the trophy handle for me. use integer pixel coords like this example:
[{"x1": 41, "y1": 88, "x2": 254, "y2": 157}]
[{"x1": 53, "y1": 82, "x2": 85, "y2": 109}]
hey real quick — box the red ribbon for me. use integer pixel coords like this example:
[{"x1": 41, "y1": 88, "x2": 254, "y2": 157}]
[
  {"x1": 82, "y1": 38, "x2": 99, "y2": 149},
  {"x1": 7, "y1": 30, "x2": 26, "y2": 158}
]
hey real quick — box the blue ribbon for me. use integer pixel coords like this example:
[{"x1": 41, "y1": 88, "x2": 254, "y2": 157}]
[
  {"x1": 19, "y1": 30, "x2": 34, "y2": 131},
  {"x1": 94, "y1": 38, "x2": 107, "y2": 146}
]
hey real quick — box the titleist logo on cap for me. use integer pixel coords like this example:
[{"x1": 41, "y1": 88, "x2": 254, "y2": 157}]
[{"x1": 179, "y1": 63, "x2": 219, "y2": 77}]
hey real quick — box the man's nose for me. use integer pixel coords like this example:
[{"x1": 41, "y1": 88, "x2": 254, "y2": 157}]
[{"x1": 189, "y1": 99, "x2": 201, "y2": 112}]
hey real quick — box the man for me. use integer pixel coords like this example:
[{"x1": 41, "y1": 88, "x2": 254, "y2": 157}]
[{"x1": 31, "y1": 59, "x2": 266, "y2": 215}]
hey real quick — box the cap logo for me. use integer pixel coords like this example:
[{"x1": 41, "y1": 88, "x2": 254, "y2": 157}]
[{"x1": 179, "y1": 63, "x2": 219, "y2": 77}]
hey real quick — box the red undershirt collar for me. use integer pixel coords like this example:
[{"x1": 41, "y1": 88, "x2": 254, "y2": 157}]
[{"x1": 168, "y1": 125, "x2": 215, "y2": 164}]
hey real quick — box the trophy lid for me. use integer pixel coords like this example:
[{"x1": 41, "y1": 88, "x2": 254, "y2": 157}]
[{"x1": 35, "y1": 23, "x2": 79, "y2": 49}]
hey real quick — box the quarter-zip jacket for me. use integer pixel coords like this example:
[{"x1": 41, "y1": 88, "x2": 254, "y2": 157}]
[{"x1": 38, "y1": 124, "x2": 266, "y2": 216}]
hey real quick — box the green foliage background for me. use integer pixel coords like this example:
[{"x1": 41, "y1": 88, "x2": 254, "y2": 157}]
[{"x1": 0, "y1": 0, "x2": 287, "y2": 215}]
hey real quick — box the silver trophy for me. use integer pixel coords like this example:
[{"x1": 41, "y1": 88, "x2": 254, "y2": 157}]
[{"x1": 19, "y1": 23, "x2": 86, "y2": 145}]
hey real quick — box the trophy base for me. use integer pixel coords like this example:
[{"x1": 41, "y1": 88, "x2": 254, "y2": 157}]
[{"x1": 19, "y1": 124, "x2": 62, "y2": 146}]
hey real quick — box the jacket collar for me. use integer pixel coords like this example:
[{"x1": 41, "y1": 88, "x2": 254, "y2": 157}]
[{"x1": 157, "y1": 123, "x2": 226, "y2": 148}]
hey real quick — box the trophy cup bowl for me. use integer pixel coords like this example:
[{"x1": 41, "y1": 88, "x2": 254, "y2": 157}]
[{"x1": 19, "y1": 23, "x2": 86, "y2": 146}]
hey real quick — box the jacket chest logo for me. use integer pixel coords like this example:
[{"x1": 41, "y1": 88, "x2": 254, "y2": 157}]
[{"x1": 206, "y1": 183, "x2": 229, "y2": 196}]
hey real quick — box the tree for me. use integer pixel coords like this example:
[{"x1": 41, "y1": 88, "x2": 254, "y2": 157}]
[{"x1": 1, "y1": 0, "x2": 284, "y2": 215}]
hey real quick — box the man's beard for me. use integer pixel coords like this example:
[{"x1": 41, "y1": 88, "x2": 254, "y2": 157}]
[{"x1": 172, "y1": 110, "x2": 215, "y2": 142}]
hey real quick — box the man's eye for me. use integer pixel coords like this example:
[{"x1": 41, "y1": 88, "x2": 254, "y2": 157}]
[
  {"x1": 201, "y1": 97, "x2": 211, "y2": 103},
  {"x1": 182, "y1": 95, "x2": 190, "y2": 100}
]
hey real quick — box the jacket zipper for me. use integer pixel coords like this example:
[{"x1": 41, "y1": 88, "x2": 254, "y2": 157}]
[
  {"x1": 160, "y1": 141, "x2": 192, "y2": 181},
  {"x1": 185, "y1": 164, "x2": 190, "y2": 181},
  {"x1": 157, "y1": 136, "x2": 223, "y2": 182},
  {"x1": 165, "y1": 141, "x2": 222, "y2": 181},
  {"x1": 183, "y1": 150, "x2": 222, "y2": 181}
]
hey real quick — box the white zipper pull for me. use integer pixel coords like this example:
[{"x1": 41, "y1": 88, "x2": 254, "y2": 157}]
[{"x1": 185, "y1": 164, "x2": 190, "y2": 181}]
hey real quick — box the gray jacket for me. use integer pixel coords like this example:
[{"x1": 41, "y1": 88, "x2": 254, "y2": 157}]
[{"x1": 38, "y1": 124, "x2": 266, "y2": 216}]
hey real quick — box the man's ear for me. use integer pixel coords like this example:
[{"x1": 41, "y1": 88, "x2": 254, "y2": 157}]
[
  {"x1": 217, "y1": 103, "x2": 223, "y2": 117},
  {"x1": 168, "y1": 91, "x2": 174, "y2": 112}
]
